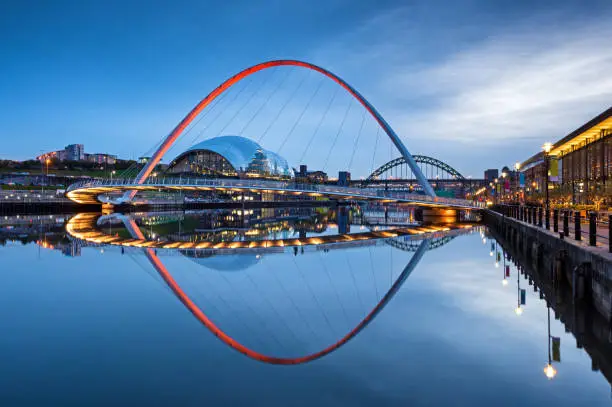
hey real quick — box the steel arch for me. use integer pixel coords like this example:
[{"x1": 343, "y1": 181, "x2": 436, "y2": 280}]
[
  {"x1": 366, "y1": 155, "x2": 465, "y2": 182},
  {"x1": 123, "y1": 59, "x2": 435, "y2": 202}
]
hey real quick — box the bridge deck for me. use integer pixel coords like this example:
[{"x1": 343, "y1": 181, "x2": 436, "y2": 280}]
[{"x1": 65, "y1": 178, "x2": 484, "y2": 209}]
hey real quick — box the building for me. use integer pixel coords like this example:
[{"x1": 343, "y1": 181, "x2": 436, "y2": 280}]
[
  {"x1": 295, "y1": 164, "x2": 328, "y2": 183},
  {"x1": 166, "y1": 135, "x2": 293, "y2": 179},
  {"x1": 338, "y1": 171, "x2": 351, "y2": 186},
  {"x1": 65, "y1": 144, "x2": 85, "y2": 161},
  {"x1": 518, "y1": 107, "x2": 612, "y2": 204},
  {"x1": 484, "y1": 169, "x2": 499, "y2": 183},
  {"x1": 37, "y1": 144, "x2": 85, "y2": 162},
  {"x1": 86, "y1": 153, "x2": 117, "y2": 165}
]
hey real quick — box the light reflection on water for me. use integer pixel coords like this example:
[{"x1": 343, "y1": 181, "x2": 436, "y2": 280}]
[{"x1": 0, "y1": 209, "x2": 611, "y2": 406}]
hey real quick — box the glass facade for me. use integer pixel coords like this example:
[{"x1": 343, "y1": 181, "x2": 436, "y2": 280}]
[
  {"x1": 558, "y1": 128, "x2": 612, "y2": 203},
  {"x1": 167, "y1": 135, "x2": 293, "y2": 179}
]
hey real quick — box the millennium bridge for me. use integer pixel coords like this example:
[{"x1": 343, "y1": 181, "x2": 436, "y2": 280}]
[
  {"x1": 65, "y1": 177, "x2": 484, "y2": 209},
  {"x1": 64, "y1": 59, "x2": 482, "y2": 210}
]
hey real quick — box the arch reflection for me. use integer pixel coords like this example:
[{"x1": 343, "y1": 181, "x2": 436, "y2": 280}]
[{"x1": 65, "y1": 210, "x2": 475, "y2": 364}]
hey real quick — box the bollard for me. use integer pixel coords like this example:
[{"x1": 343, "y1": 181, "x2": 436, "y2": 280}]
[
  {"x1": 528, "y1": 207, "x2": 532, "y2": 224},
  {"x1": 563, "y1": 211, "x2": 569, "y2": 237},
  {"x1": 533, "y1": 207, "x2": 538, "y2": 226},
  {"x1": 545, "y1": 208, "x2": 550, "y2": 230},
  {"x1": 589, "y1": 212, "x2": 596, "y2": 246},
  {"x1": 553, "y1": 209, "x2": 559, "y2": 233},
  {"x1": 609, "y1": 215, "x2": 612, "y2": 253},
  {"x1": 538, "y1": 207, "x2": 543, "y2": 227},
  {"x1": 575, "y1": 211, "x2": 581, "y2": 241}
]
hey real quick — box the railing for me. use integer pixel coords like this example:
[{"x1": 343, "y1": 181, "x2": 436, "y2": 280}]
[
  {"x1": 494, "y1": 204, "x2": 612, "y2": 253},
  {"x1": 0, "y1": 190, "x2": 70, "y2": 203},
  {"x1": 66, "y1": 177, "x2": 485, "y2": 208}
]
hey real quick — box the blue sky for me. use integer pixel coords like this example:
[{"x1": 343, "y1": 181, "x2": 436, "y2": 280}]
[{"x1": 1, "y1": 0, "x2": 612, "y2": 177}]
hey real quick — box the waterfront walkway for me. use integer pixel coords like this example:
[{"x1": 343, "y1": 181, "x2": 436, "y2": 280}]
[{"x1": 492, "y1": 205, "x2": 612, "y2": 263}]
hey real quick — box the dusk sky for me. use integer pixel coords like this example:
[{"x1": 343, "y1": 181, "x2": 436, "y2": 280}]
[{"x1": 2, "y1": 0, "x2": 612, "y2": 178}]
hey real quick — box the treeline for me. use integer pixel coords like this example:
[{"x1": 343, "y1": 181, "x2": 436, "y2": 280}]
[{"x1": 0, "y1": 159, "x2": 139, "y2": 172}]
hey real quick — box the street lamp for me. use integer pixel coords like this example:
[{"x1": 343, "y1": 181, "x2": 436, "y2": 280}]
[
  {"x1": 542, "y1": 142, "x2": 552, "y2": 212},
  {"x1": 111, "y1": 170, "x2": 116, "y2": 181},
  {"x1": 543, "y1": 305, "x2": 558, "y2": 379}
]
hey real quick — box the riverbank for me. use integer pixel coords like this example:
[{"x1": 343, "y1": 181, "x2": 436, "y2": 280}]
[{"x1": 483, "y1": 209, "x2": 612, "y2": 321}]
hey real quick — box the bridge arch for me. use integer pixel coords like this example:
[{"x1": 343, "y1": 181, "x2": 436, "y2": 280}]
[
  {"x1": 125, "y1": 59, "x2": 435, "y2": 201},
  {"x1": 366, "y1": 155, "x2": 465, "y2": 182}
]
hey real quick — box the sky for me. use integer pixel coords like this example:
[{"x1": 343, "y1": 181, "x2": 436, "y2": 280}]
[{"x1": 1, "y1": 0, "x2": 612, "y2": 178}]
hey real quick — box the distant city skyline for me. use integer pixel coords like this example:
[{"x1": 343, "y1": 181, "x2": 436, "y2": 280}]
[{"x1": 2, "y1": 0, "x2": 612, "y2": 178}]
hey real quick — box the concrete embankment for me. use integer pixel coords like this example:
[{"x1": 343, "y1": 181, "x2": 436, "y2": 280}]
[{"x1": 483, "y1": 209, "x2": 612, "y2": 321}]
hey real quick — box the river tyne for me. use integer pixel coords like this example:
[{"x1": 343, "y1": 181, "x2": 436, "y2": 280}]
[{"x1": 1, "y1": 206, "x2": 612, "y2": 406}]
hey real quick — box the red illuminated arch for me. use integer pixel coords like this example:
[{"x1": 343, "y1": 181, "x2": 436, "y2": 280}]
[{"x1": 126, "y1": 60, "x2": 435, "y2": 201}]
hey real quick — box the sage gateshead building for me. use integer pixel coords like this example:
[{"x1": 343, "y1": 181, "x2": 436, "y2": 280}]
[
  {"x1": 166, "y1": 135, "x2": 294, "y2": 180},
  {"x1": 519, "y1": 107, "x2": 612, "y2": 204}
]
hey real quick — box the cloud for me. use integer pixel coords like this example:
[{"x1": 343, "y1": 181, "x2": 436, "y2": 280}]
[
  {"x1": 311, "y1": 6, "x2": 612, "y2": 173},
  {"x1": 392, "y1": 23, "x2": 612, "y2": 144}
]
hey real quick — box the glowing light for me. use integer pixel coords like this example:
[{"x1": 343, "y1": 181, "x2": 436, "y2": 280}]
[
  {"x1": 490, "y1": 251, "x2": 493, "y2": 256},
  {"x1": 544, "y1": 364, "x2": 557, "y2": 379},
  {"x1": 515, "y1": 162, "x2": 520, "y2": 171},
  {"x1": 515, "y1": 306, "x2": 523, "y2": 315},
  {"x1": 502, "y1": 279, "x2": 508, "y2": 286},
  {"x1": 495, "y1": 262, "x2": 499, "y2": 268},
  {"x1": 482, "y1": 238, "x2": 486, "y2": 244},
  {"x1": 542, "y1": 142, "x2": 553, "y2": 154}
]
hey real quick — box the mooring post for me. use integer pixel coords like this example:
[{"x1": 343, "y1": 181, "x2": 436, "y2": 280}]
[
  {"x1": 589, "y1": 211, "x2": 596, "y2": 246},
  {"x1": 609, "y1": 215, "x2": 612, "y2": 253},
  {"x1": 563, "y1": 211, "x2": 569, "y2": 237},
  {"x1": 545, "y1": 208, "x2": 550, "y2": 230},
  {"x1": 538, "y1": 206, "x2": 543, "y2": 227},
  {"x1": 575, "y1": 211, "x2": 581, "y2": 241},
  {"x1": 553, "y1": 209, "x2": 559, "y2": 233}
]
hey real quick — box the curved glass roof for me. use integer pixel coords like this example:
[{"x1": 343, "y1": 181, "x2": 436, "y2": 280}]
[{"x1": 179, "y1": 135, "x2": 293, "y2": 177}]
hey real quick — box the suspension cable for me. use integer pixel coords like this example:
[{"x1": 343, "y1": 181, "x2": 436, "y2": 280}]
[
  {"x1": 298, "y1": 84, "x2": 339, "y2": 165},
  {"x1": 276, "y1": 75, "x2": 325, "y2": 155},
  {"x1": 322, "y1": 99, "x2": 353, "y2": 170},
  {"x1": 257, "y1": 69, "x2": 310, "y2": 144}
]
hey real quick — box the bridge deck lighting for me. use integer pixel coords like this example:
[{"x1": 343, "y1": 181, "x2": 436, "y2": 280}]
[
  {"x1": 515, "y1": 306, "x2": 523, "y2": 315},
  {"x1": 542, "y1": 142, "x2": 553, "y2": 154},
  {"x1": 502, "y1": 279, "x2": 508, "y2": 286}
]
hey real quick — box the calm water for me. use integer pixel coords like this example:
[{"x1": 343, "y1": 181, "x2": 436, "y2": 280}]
[{"x1": 1, "y1": 208, "x2": 611, "y2": 406}]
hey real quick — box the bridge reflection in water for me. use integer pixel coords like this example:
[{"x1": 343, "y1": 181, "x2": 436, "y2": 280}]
[{"x1": 65, "y1": 206, "x2": 476, "y2": 364}]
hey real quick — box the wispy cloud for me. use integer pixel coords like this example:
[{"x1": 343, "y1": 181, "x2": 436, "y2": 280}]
[
  {"x1": 312, "y1": 6, "x2": 612, "y2": 173},
  {"x1": 393, "y1": 23, "x2": 612, "y2": 144}
]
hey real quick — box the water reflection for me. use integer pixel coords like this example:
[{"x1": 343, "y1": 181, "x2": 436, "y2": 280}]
[
  {"x1": 60, "y1": 206, "x2": 475, "y2": 364},
  {"x1": 484, "y1": 226, "x2": 612, "y2": 389},
  {"x1": 3, "y1": 209, "x2": 612, "y2": 405}
]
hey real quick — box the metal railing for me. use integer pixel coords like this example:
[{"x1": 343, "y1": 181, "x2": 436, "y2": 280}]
[
  {"x1": 495, "y1": 204, "x2": 612, "y2": 252},
  {"x1": 66, "y1": 177, "x2": 485, "y2": 208}
]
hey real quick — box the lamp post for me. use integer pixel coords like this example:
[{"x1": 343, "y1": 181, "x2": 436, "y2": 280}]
[
  {"x1": 515, "y1": 266, "x2": 523, "y2": 315},
  {"x1": 542, "y1": 142, "x2": 552, "y2": 212},
  {"x1": 501, "y1": 171, "x2": 507, "y2": 202},
  {"x1": 111, "y1": 170, "x2": 116, "y2": 182},
  {"x1": 514, "y1": 162, "x2": 521, "y2": 202},
  {"x1": 544, "y1": 305, "x2": 557, "y2": 379}
]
